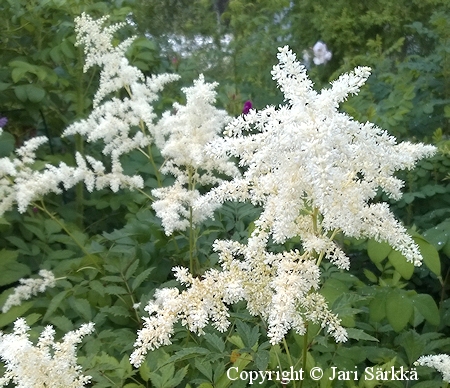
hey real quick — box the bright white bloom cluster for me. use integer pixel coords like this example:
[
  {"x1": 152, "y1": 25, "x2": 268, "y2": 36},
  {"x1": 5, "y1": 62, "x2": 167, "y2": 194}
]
[
  {"x1": 151, "y1": 75, "x2": 240, "y2": 234},
  {"x1": 133, "y1": 46, "x2": 436, "y2": 365},
  {"x1": 2, "y1": 270, "x2": 56, "y2": 313},
  {"x1": 0, "y1": 318, "x2": 94, "y2": 387},
  {"x1": 312, "y1": 41, "x2": 332, "y2": 65},
  {"x1": 0, "y1": 14, "x2": 179, "y2": 215},
  {"x1": 64, "y1": 13, "x2": 180, "y2": 193},
  {"x1": 415, "y1": 354, "x2": 450, "y2": 382},
  {"x1": 0, "y1": 137, "x2": 58, "y2": 215},
  {"x1": 202, "y1": 46, "x2": 435, "y2": 266}
]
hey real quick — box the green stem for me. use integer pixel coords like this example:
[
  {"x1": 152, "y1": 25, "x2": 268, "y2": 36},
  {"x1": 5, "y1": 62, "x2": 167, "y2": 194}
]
[
  {"x1": 282, "y1": 338, "x2": 297, "y2": 388},
  {"x1": 299, "y1": 326, "x2": 309, "y2": 388}
]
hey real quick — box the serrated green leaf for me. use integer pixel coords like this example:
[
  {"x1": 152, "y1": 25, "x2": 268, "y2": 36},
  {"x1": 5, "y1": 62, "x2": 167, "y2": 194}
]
[
  {"x1": 386, "y1": 289, "x2": 413, "y2": 332},
  {"x1": 102, "y1": 276, "x2": 124, "y2": 283},
  {"x1": 89, "y1": 280, "x2": 105, "y2": 297},
  {"x1": 346, "y1": 328, "x2": 379, "y2": 341},
  {"x1": 167, "y1": 365, "x2": 189, "y2": 388},
  {"x1": 235, "y1": 319, "x2": 259, "y2": 349},
  {"x1": 70, "y1": 297, "x2": 92, "y2": 321},
  {"x1": 100, "y1": 305, "x2": 130, "y2": 317},
  {"x1": 125, "y1": 260, "x2": 139, "y2": 280},
  {"x1": 254, "y1": 349, "x2": 270, "y2": 370},
  {"x1": 165, "y1": 347, "x2": 210, "y2": 365},
  {"x1": 100, "y1": 306, "x2": 131, "y2": 317},
  {"x1": 49, "y1": 315, "x2": 74, "y2": 332},
  {"x1": 204, "y1": 332, "x2": 225, "y2": 353},
  {"x1": 131, "y1": 267, "x2": 154, "y2": 291},
  {"x1": 104, "y1": 285, "x2": 128, "y2": 295},
  {"x1": 43, "y1": 290, "x2": 70, "y2": 321},
  {"x1": 0, "y1": 249, "x2": 30, "y2": 286},
  {"x1": 195, "y1": 358, "x2": 213, "y2": 380}
]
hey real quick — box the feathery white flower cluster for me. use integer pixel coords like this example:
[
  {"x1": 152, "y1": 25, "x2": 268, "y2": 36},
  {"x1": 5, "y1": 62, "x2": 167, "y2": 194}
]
[
  {"x1": 64, "y1": 13, "x2": 180, "y2": 193},
  {"x1": 0, "y1": 137, "x2": 56, "y2": 215},
  {"x1": 203, "y1": 46, "x2": 435, "y2": 266},
  {"x1": 0, "y1": 14, "x2": 179, "y2": 215},
  {"x1": 2, "y1": 270, "x2": 56, "y2": 313},
  {"x1": 415, "y1": 354, "x2": 450, "y2": 382},
  {"x1": 0, "y1": 318, "x2": 94, "y2": 387},
  {"x1": 151, "y1": 75, "x2": 240, "y2": 234},
  {"x1": 133, "y1": 46, "x2": 436, "y2": 365}
]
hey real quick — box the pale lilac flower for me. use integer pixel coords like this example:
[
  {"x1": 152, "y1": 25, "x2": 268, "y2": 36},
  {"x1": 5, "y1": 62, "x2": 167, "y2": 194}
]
[{"x1": 312, "y1": 41, "x2": 332, "y2": 65}]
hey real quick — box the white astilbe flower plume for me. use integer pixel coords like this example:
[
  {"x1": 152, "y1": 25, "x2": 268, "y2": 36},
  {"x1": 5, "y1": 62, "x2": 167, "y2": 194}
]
[
  {"x1": 0, "y1": 319, "x2": 94, "y2": 387},
  {"x1": 63, "y1": 13, "x2": 180, "y2": 193},
  {"x1": 132, "y1": 46, "x2": 436, "y2": 366},
  {"x1": 415, "y1": 354, "x2": 450, "y2": 382},
  {"x1": 202, "y1": 46, "x2": 435, "y2": 266},
  {"x1": 151, "y1": 74, "x2": 240, "y2": 235},
  {"x1": 2, "y1": 270, "x2": 56, "y2": 313},
  {"x1": 0, "y1": 14, "x2": 179, "y2": 215}
]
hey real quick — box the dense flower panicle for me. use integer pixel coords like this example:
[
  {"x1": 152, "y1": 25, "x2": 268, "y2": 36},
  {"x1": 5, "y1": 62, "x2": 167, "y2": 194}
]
[
  {"x1": 203, "y1": 46, "x2": 435, "y2": 266},
  {"x1": 0, "y1": 319, "x2": 94, "y2": 387},
  {"x1": 134, "y1": 45, "x2": 436, "y2": 364},
  {"x1": 2, "y1": 270, "x2": 56, "y2": 313},
  {"x1": 65, "y1": 14, "x2": 180, "y2": 193},
  {"x1": 415, "y1": 354, "x2": 450, "y2": 382},
  {"x1": 151, "y1": 75, "x2": 240, "y2": 235}
]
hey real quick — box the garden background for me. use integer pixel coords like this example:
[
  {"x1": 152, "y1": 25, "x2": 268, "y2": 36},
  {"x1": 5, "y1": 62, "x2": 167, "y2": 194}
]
[{"x1": 0, "y1": 0, "x2": 450, "y2": 387}]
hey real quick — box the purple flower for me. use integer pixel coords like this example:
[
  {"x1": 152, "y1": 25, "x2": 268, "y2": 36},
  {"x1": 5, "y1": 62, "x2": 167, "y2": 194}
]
[
  {"x1": 242, "y1": 100, "x2": 253, "y2": 115},
  {"x1": 0, "y1": 117, "x2": 7, "y2": 128}
]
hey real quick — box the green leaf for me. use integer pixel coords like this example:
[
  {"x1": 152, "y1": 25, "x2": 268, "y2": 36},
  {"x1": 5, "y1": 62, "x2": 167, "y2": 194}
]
[
  {"x1": 25, "y1": 84, "x2": 45, "y2": 103},
  {"x1": 104, "y1": 285, "x2": 128, "y2": 295},
  {"x1": 100, "y1": 306, "x2": 130, "y2": 317},
  {"x1": 254, "y1": 349, "x2": 270, "y2": 370},
  {"x1": 396, "y1": 330, "x2": 426, "y2": 365},
  {"x1": 0, "y1": 302, "x2": 33, "y2": 328},
  {"x1": 124, "y1": 260, "x2": 139, "y2": 280},
  {"x1": 131, "y1": 267, "x2": 154, "y2": 291},
  {"x1": 195, "y1": 358, "x2": 213, "y2": 380},
  {"x1": 0, "y1": 249, "x2": 30, "y2": 286},
  {"x1": 0, "y1": 131, "x2": 15, "y2": 157},
  {"x1": 346, "y1": 328, "x2": 379, "y2": 342},
  {"x1": 204, "y1": 332, "x2": 225, "y2": 353},
  {"x1": 165, "y1": 347, "x2": 210, "y2": 364},
  {"x1": 367, "y1": 239, "x2": 392, "y2": 263},
  {"x1": 70, "y1": 297, "x2": 92, "y2": 321},
  {"x1": 411, "y1": 293, "x2": 440, "y2": 326},
  {"x1": 369, "y1": 294, "x2": 386, "y2": 322},
  {"x1": 388, "y1": 249, "x2": 415, "y2": 279},
  {"x1": 385, "y1": 289, "x2": 413, "y2": 332},
  {"x1": 43, "y1": 290, "x2": 70, "y2": 321},
  {"x1": 415, "y1": 236, "x2": 441, "y2": 276},
  {"x1": 235, "y1": 319, "x2": 260, "y2": 349},
  {"x1": 49, "y1": 315, "x2": 74, "y2": 332}
]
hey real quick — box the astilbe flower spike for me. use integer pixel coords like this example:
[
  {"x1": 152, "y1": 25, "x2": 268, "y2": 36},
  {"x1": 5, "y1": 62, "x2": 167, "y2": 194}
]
[
  {"x1": 131, "y1": 46, "x2": 436, "y2": 367},
  {"x1": 0, "y1": 319, "x2": 94, "y2": 387}
]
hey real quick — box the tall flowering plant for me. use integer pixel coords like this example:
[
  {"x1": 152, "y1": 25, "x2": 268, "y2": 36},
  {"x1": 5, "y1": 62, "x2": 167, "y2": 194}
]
[
  {"x1": 130, "y1": 46, "x2": 436, "y2": 365},
  {"x1": 0, "y1": 13, "x2": 447, "y2": 386}
]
